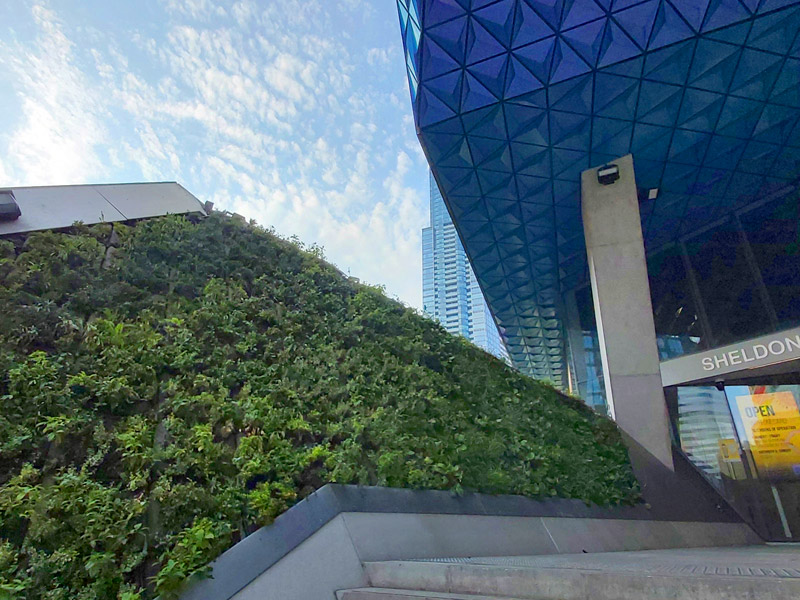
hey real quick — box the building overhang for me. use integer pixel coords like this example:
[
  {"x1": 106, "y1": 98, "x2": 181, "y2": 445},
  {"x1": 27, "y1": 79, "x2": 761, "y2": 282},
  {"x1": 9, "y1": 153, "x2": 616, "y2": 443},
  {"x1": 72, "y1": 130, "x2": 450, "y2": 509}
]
[
  {"x1": 397, "y1": 0, "x2": 800, "y2": 387},
  {"x1": 0, "y1": 182, "x2": 207, "y2": 237}
]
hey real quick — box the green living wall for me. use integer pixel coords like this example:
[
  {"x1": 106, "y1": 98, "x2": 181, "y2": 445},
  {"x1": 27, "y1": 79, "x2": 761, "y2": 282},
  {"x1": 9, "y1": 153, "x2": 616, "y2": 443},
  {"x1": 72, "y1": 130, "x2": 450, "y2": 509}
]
[{"x1": 0, "y1": 214, "x2": 637, "y2": 599}]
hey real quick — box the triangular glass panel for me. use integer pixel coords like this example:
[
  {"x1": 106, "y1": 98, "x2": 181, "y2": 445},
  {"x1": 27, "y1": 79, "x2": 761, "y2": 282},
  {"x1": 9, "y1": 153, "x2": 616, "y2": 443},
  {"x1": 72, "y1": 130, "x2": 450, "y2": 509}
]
[
  {"x1": 670, "y1": 0, "x2": 710, "y2": 31},
  {"x1": 688, "y1": 39, "x2": 741, "y2": 93},
  {"x1": 511, "y1": 142, "x2": 552, "y2": 177},
  {"x1": 466, "y1": 16, "x2": 508, "y2": 64},
  {"x1": 435, "y1": 165, "x2": 474, "y2": 190},
  {"x1": 425, "y1": 131, "x2": 469, "y2": 165},
  {"x1": 705, "y1": 20, "x2": 751, "y2": 44},
  {"x1": 704, "y1": 135, "x2": 747, "y2": 169},
  {"x1": 648, "y1": 2, "x2": 695, "y2": 50},
  {"x1": 561, "y1": 0, "x2": 606, "y2": 30},
  {"x1": 636, "y1": 80, "x2": 683, "y2": 126},
  {"x1": 427, "y1": 15, "x2": 468, "y2": 65},
  {"x1": 770, "y1": 58, "x2": 800, "y2": 107},
  {"x1": 420, "y1": 36, "x2": 462, "y2": 80},
  {"x1": 598, "y1": 19, "x2": 641, "y2": 67},
  {"x1": 550, "y1": 38, "x2": 593, "y2": 83},
  {"x1": 551, "y1": 147, "x2": 589, "y2": 179},
  {"x1": 424, "y1": 70, "x2": 463, "y2": 112},
  {"x1": 468, "y1": 53, "x2": 509, "y2": 99},
  {"x1": 752, "y1": 104, "x2": 798, "y2": 144},
  {"x1": 601, "y1": 55, "x2": 644, "y2": 77},
  {"x1": 423, "y1": 0, "x2": 467, "y2": 27},
  {"x1": 748, "y1": 7, "x2": 800, "y2": 54},
  {"x1": 631, "y1": 122, "x2": 673, "y2": 162},
  {"x1": 479, "y1": 142, "x2": 515, "y2": 173},
  {"x1": 513, "y1": 37, "x2": 556, "y2": 85},
  {"x1": 512, "y1": 0, "x2": 556, "y2": 48},
  {"x1": 702, "y1": 0, "x2": 751, "y2": 32},
  {"x1": 466, "y1": 135, "x2": 508, "y2": 168},
  {"x1": 477, "y1": 168, "x2": 515, "y2": 195},
  {"x1": 729, "y1": 49, "x2": 782, "y2": 101},
  {"x1": 523, "y1": 0, "x2": 563, "y2": 31},
  {"x1": 517, "y1": 173, "x2": 553, "y2": 202},
  {"x1": 505, "y1": 103, "x2": 549, "y2": 144},
  {"x1": 504, "y1": 55, "x2": 545, "y2": 100},
  {"x1": 462, "y1": 103, "x2": 506, "y2": 138},
  {"x1": 613, "y1": 0, "x2": 659, "y2": 48},
  {"x1": 520, "y1": 201, "x2": 554, "y2": 221},
  {"x1": 677, "y1": 88, "x2": 725, "y2": 131},
  {"x1": 507, "y1": 87, "x2": 548, "y2": 108},
  {"x1": 549, "y1": 110, "x2": 591, "y2": 150},
  {"x1": 473, "y1": 0, "x2": 516, "y2": 50},
  {"x1": 548, "y1": 74, "x2": 593, "y2": 114},
  {"x1": 422, "y1": 114, "x2": 463, "y2": 135},
  {"x1": 419, "y1": 85, "x2": 456, "y2": 127},
  {"x1": 739, "y1": 140, "x2": 779, "y2": 175},
  {"x1": 461, "y1": 71, "x2": 500, "y2": 112},
  {"x1": 757, "y1": 0, "x2": 799, "y2": 14},
  {"x1": 643, "y1": 39, "x2": 694, "y2": 83},
  {"x1": 716, "y1": 95, "x2": 764, "y2": 138},
  {"x1": 591, "y1": 117, "x2": 633, "y2": 156},
  {"x1": 669, "y1": 130, "x2": 711, "y2": 165},
  {"x1": 593, "y1": 73, "x2": 639, "y2": 119},
  {"x1": 398, "y1": 4, "x2": 410, "y2": 32},
  {"x1": 561, "y1": 18, "x2": 606, "y2": 67}
]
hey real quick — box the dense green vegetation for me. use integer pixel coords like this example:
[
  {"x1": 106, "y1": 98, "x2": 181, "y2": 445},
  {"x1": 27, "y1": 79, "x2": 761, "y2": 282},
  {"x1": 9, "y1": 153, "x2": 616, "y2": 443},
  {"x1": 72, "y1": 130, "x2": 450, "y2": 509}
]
[{"x1": 0, "y1": 214, "x2": 638, "y2": 599}]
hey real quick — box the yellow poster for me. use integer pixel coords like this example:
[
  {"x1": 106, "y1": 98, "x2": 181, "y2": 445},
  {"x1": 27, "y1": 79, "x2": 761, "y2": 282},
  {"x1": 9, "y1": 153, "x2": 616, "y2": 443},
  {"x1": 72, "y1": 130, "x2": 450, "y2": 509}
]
[{"x1": 735, "y1": 391, "x2": 800, "y2": 478}]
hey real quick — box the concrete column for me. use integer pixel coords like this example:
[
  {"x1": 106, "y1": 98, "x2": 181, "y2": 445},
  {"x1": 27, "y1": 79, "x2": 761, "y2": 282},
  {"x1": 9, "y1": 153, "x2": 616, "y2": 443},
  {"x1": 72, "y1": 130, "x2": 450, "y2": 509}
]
[{"x1": 581, "y1": 155, "x2": 674, "y2": 470}]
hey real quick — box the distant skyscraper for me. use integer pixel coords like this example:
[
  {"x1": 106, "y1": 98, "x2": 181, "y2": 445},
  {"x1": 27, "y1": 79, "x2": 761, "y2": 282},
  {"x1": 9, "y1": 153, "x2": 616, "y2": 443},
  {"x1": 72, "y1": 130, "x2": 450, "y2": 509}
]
[{"x1": 422, "y1": 172, "x2": 509, "y2": 362}]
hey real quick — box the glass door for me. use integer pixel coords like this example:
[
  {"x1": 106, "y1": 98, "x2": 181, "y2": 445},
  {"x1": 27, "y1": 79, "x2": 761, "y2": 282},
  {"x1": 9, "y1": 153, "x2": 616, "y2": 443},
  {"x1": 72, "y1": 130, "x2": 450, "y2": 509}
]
[{"x1": 668, "y1": 383, "x2": 800, "y2": 541}]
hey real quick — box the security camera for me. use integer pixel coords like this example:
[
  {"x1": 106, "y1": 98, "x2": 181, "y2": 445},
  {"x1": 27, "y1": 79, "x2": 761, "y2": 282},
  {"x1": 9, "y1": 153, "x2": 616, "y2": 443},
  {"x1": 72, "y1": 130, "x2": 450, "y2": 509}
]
[{"x1": 597, "y1": 164, "x2": 619, "y2": 185}]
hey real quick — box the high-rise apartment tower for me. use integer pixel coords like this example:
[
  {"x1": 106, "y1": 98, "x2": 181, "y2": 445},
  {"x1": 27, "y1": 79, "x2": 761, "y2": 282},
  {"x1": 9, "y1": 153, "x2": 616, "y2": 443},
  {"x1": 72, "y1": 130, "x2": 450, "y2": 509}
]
[{"x1": 422, "y1": 172, "x2": 508, "y2": 362}]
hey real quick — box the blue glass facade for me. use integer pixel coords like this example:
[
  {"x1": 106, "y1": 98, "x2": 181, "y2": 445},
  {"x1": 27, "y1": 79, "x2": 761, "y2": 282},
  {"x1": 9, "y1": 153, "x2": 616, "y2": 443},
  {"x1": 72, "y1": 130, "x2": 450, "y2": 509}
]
[
  {"x1": 423, "y1": 172, "x2": 510, "y2": 361},
  {"x1": 397, "y1": 0, "x2": 800, "y2": 391}
]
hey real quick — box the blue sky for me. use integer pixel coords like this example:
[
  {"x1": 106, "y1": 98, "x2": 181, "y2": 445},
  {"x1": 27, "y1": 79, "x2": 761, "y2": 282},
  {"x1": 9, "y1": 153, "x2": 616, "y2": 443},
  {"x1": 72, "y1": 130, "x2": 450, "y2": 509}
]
[{"x1": 0, "y1": 0, "x2": 430, "y2": 308}]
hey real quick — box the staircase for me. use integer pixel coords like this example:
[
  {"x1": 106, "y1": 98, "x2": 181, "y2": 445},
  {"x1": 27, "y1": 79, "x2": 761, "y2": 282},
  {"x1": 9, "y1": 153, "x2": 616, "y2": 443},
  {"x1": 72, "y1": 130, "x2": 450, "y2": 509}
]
[{"x1": 337, "y1": 546, "x2": 800, "y2": 600}]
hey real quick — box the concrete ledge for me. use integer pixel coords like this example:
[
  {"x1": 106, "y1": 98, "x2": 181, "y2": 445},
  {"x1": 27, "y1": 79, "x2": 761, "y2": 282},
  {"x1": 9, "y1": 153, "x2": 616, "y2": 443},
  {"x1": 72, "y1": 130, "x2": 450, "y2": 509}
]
[
  {"x1": 180, "y1": 485, "x2": 758, "y2": 600},
  {"x1": 362, "y1": 558, "x2": 800, "y2": 600}
]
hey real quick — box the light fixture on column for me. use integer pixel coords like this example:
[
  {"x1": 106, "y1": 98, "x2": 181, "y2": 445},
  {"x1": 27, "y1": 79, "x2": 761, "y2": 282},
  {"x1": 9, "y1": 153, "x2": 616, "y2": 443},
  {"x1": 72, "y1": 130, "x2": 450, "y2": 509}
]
[{"x1": 597, "y1": 164, "x2": 620, "y2": 185}]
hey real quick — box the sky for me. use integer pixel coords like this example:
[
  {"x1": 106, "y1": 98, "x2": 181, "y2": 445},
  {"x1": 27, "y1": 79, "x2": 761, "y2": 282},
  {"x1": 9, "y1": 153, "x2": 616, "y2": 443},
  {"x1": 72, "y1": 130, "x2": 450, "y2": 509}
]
[{"x1": 0, "y1": 0, "x2": 430, "y2": 309}]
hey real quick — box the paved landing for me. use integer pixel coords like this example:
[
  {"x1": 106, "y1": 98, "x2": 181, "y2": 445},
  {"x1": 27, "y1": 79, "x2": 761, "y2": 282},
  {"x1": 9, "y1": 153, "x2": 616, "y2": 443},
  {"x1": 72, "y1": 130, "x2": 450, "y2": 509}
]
[{"x1": 412, "y1": 545, "x2": 800, "y2": 579}]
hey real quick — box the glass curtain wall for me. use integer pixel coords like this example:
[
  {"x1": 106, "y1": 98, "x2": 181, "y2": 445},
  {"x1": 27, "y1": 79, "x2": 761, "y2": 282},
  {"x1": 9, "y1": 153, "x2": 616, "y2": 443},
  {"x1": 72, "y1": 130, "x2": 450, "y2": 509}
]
[
  {"x1": 668, "y1": 381, "x2": 800, "y2": 541},
  {"x1": 648, "y1": 188, "x2": 800, "y2": 360}
]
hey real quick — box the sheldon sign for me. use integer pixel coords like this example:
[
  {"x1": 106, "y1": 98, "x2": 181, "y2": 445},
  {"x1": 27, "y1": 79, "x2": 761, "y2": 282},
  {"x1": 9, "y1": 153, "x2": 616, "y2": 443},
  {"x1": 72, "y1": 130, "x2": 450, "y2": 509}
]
[{"x1": 660, "y1": 326, "x2": 800, "y2": 387}]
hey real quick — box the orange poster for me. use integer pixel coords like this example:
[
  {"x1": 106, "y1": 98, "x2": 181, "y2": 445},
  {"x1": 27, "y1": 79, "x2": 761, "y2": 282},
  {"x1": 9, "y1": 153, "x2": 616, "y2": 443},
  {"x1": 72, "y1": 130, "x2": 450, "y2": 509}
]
[{"x1": 735, "y1": 391, "x2": 800, "y2": 478}]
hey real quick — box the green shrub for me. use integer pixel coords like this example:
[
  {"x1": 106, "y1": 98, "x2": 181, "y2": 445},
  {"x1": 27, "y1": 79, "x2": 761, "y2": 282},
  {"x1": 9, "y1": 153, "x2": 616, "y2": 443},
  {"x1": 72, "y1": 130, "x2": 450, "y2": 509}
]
[{"x1": 0, "y1": 214, "x2": 638, "y2": 598}]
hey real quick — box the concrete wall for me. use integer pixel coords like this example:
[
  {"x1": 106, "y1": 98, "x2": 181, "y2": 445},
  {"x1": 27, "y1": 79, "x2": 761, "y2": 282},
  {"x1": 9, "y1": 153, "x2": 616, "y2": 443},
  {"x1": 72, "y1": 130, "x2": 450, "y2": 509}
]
[
  {"x1": 230, "y1": 512, "x2": 759, "y2": 600},
  {"x1": 180, "y1": 485, "x2": 758, "y2": 600},
  {"x1": 581, "y1": 155, "x2": 673, "y2": 470},
  {"x1": 231, "y1": 515, "x2": 366, "y2": 600}
]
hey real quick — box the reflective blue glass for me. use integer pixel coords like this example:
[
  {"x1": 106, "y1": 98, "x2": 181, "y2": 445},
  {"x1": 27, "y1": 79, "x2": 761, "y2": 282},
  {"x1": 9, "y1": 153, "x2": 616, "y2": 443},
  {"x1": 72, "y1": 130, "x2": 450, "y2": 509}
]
[{"x1": 397, "y1": 0, "x2": 800, "y2": 387}]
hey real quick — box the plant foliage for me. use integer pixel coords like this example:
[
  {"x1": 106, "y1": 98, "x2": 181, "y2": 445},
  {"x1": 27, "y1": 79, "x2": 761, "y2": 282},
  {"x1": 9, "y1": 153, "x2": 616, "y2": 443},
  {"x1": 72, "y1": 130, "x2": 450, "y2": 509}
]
[{"x1": 0, "y1": 215, "x2": 638, "y2": 598}]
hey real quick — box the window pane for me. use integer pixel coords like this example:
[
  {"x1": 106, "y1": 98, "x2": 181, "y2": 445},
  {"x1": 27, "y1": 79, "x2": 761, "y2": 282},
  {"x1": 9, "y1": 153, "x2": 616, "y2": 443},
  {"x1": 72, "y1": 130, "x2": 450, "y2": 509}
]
[{"x1": 685, "y1": 217, "x2": 773, "y2": 346}]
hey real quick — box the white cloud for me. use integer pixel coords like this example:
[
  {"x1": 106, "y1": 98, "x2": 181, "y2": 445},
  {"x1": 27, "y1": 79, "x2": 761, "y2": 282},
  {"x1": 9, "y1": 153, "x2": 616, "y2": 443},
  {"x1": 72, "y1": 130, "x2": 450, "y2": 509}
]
[
  {"x1": 0, "y1": 0, "x2": 430, "y2": 308},
  {"x1": 0, "y1": 5, "x2": 108, "y2": 185}
]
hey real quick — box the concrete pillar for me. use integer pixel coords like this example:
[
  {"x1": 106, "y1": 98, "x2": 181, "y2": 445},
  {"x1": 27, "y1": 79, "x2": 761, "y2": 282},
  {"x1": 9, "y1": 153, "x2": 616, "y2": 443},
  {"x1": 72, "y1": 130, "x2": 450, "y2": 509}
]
[{"x1": 581, "y1": 155, "x2": 674, "y2": 470}]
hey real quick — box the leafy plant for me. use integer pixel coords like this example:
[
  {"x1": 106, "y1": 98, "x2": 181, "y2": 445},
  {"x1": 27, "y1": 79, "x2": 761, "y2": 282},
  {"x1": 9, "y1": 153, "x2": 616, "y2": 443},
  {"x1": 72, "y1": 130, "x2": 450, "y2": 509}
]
[{"x1": 0, "y1": 214, "x2": 638, "y2": 598}]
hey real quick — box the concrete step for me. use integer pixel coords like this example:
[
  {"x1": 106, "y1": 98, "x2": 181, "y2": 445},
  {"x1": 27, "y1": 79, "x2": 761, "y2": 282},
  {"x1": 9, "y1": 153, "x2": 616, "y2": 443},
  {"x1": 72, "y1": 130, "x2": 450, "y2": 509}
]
[
  {"x1": 337, "y1": 588, "x2": 507, "y2": 600},
  {"x1": 361, "y1": 548, "x2": 800, "y2": 600}
]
